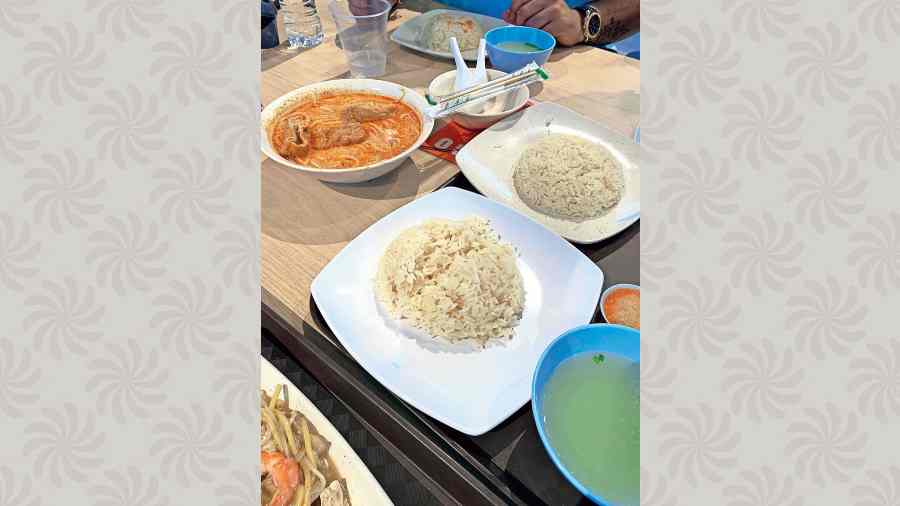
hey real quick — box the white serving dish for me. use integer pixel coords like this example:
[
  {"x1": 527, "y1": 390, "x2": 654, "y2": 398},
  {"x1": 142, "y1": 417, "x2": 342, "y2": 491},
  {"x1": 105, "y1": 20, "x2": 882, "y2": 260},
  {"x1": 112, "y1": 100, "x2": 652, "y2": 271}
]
[
  {"x1": 427, "y1": 69, "x2": 530, "y2": 130},
  {"x1": 261, "y1": 79, "x2": 435, "y2": 184},
  {"x1": 599, "y1": 283, "x2": 640, "y2": 324},
  {"x1": 456, "y1": 102, "x2": 641, "y2": 244},
  {"x1": 311, "y1": 187, "x2": 603, "y2": 435},
  {"x1": 261, "y1": 358, "x2": 394, "y2": 505},
  {"x1": 390, "y1": 9, "x2": 509, "y2": 61}
]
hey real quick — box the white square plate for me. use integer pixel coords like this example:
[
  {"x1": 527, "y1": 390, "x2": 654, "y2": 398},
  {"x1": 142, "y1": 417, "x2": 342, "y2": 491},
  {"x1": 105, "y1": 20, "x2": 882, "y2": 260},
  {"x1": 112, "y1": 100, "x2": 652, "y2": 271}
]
[
  {"x1": 390, "y1": 9, "x2": 508, "y2": 61},
  {"x1": 311, "y1": 188, "x2": 603, "y2": 435},
  {"x1": 457, "y1": 102, "x2": 641, "y2": 244}
]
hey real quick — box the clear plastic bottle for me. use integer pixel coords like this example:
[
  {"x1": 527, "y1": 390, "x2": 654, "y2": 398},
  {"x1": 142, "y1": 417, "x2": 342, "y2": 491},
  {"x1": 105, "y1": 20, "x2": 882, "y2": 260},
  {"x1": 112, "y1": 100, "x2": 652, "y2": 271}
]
[{"x1": 281, "y1": 0, "x2": 324, "y2": 49}]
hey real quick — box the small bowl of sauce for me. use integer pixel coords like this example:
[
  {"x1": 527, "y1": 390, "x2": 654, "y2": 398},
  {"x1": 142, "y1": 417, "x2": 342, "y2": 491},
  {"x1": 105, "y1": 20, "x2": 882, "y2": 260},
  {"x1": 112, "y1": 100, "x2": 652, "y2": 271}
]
[{"x1": 600, "y1": 283, "x2": 640, "y2": 330}]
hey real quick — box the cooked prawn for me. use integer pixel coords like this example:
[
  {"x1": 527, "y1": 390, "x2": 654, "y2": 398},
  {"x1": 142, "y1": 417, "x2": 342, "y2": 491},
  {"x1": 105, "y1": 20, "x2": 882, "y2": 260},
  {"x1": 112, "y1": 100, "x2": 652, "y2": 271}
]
[{"x1": 261, "y1": 451, "x2": 300, "y2": 506}]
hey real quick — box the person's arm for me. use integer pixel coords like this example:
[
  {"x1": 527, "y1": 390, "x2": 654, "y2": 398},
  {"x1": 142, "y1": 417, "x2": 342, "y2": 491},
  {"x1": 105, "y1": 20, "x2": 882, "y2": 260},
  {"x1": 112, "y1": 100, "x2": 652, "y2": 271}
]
[{"x1": 503, "y1": 0, "x2": 639, "y2": 47}]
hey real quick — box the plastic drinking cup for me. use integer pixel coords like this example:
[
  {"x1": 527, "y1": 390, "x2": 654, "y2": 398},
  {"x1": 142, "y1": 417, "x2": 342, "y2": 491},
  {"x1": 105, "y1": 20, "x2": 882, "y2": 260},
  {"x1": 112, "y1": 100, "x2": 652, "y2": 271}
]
[{"x1": 328, "y1": 0, "x2": 392, "y2": 78}]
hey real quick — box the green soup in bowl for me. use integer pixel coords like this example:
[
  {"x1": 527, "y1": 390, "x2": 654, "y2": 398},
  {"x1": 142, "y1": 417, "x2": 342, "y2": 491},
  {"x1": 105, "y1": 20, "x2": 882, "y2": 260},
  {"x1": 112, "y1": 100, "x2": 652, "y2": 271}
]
[{"x1": 532, "y1": 323, "x2": 640, "y2": 506}]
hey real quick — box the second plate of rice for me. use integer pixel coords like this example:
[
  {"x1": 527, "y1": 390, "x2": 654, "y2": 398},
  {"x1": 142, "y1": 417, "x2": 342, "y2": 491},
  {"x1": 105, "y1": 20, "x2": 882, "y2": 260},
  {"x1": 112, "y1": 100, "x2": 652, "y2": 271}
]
[
  {"x1": 390, "y1": 9, "x2": 508, "y2": 61},
  {"x1": 311, "y1": 188, "x2": 603, "y2": 435},
  {"x1": 457, "y1": 102, "x2": 640, "y2": 244}
]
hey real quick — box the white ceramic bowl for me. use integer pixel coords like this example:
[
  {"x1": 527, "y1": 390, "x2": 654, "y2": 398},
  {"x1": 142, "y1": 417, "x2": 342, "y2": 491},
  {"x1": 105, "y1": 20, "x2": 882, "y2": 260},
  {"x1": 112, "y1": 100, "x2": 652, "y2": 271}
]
[
  {"x1": 599, "y1": 283, "x2": 640, "y2": 325},
  {"x1": 427, "y1": 69, "x2": 530, "y2": 130},
  {"x1": 261, "y1": 79, "x2": 435, "y2": 184}
]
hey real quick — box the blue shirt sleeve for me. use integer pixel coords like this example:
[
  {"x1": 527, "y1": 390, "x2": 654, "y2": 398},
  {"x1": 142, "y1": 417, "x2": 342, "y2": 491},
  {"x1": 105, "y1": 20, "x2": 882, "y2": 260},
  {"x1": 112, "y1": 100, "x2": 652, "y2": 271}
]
[
  {"x1": 603, "y1": 32, "x2": 639, "y2": 59},
  {"x1": 438, "y1": 0, "x2": 591, "y2": 19}
]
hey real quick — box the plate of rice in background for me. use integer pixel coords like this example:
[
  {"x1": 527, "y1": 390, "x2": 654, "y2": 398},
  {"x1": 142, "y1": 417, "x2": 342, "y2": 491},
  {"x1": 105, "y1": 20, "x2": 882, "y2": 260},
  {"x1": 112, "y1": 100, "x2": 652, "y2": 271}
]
[
  {"x1": 390, "y1": 9, "x2": 508, "y2": 61},
  {"x1": 457, "y1": 102, "x2": 641, "y2": 244},
  {"x1": 311, "y1": 188, "x2": 603, "y2": 435}
]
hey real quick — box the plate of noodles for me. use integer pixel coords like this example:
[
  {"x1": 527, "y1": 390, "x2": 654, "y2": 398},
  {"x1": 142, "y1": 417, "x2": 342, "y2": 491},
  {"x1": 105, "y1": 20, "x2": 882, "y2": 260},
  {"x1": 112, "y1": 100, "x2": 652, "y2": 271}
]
[
  {"x1": 261, "y1": 358, "x2": 394, "y2": 506},
  {"x1": 311, "y1": 187, "x2": 603, "y2": 435},
  {"x1": 457, "y1": 102, "x2": 640, "y2": 244},
  {"x1": 390, "y1": 9, "x2": 509, "y2": 60},
  {"x1": 261, "y1": 79, "x2": 435, "y2": 183}
]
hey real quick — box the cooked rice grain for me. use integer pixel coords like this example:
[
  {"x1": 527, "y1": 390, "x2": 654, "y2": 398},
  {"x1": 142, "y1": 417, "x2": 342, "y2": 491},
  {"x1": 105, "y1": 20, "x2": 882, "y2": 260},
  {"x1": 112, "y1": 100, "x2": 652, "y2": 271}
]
[
  {"x1": 424, "y1": 13, "x2": 484, "y2": 52},
  {"x1": 375, "y1": 217, "x2": 525, "y2": 345},
  {"x1": 513, "y1": 134, "x2": 625, "y2": 219}
]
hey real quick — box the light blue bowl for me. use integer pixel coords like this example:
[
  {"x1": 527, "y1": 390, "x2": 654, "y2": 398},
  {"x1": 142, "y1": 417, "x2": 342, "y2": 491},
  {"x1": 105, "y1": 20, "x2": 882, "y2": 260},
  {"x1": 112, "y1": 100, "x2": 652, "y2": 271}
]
[
  {"x1": 531, "y1": 323, "x2": 641, "y2": 505},
  {"x1": 484, "y1": 25, "x2": 556, "y2": 73}
]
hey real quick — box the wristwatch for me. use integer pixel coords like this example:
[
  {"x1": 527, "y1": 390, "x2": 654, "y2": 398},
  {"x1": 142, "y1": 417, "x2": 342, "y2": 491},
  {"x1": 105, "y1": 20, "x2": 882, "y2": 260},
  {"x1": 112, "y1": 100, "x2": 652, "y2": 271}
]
[{"x1": 578, "y1": 5, "x2": 603, "y2": 45}]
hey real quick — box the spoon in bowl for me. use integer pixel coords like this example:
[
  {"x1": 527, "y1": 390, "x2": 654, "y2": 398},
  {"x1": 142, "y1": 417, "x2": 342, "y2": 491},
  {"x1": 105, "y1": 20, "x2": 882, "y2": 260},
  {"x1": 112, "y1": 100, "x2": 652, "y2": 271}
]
[{"x1": 449, "y1": 37, "x2": 487, "y2": 92}]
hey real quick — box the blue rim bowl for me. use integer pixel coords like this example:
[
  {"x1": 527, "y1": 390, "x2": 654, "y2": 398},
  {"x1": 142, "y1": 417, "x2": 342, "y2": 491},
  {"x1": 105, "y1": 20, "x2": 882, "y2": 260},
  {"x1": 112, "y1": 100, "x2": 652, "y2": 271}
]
[
  {"x1": 531, "y1": 323, "x2": 640, "y2": 505},
  {"x1": 484, "y1": 25, "x2": 556, "y2": 73}
]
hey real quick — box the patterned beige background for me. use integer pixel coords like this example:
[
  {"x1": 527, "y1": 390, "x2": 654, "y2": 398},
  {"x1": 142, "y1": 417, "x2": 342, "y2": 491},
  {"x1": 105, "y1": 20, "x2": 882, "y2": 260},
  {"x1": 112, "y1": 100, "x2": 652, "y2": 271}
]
[
  {"x1": 0, "y1": 0, "x2": 260, "y2": 504},
  {"x1": 3, "y1": 0, "x2": 898, "y2": 504},
  {"x1": 643, "y1": 0, "x2": 900, "y2": 505}
]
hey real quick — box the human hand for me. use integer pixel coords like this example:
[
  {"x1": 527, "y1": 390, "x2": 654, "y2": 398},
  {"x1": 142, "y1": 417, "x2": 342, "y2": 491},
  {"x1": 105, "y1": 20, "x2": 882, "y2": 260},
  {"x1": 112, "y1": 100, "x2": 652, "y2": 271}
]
[{"x1": 502, "y1": 0, "x2": 584, "y2": 46}]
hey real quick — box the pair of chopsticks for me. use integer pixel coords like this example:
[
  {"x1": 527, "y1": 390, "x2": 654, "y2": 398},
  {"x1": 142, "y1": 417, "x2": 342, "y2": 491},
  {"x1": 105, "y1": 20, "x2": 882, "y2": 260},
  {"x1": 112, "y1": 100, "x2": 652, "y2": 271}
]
[{"x1": 426, "y1": 62, "x2": 549, "y2": 118}]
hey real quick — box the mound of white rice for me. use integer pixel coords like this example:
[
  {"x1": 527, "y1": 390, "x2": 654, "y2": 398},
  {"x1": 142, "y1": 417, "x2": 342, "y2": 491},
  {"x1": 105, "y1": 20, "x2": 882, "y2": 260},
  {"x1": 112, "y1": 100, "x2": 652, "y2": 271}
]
[
  {"x1": 423, "y1": 13, "x2": 484, "y2": 52},
  {"x1": 374, "y1": 217, "x2": 525, "y2": 345},
  {"x1": 513, "y1": 134, "x2": 625, "y2": 220}
]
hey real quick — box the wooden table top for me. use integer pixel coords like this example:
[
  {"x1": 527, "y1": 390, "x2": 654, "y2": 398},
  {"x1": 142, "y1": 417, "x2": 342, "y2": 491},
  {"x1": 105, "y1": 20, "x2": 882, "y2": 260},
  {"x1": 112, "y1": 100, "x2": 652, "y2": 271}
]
[{"x1": 261, "y1": 6, "x2": 640, "y2": 338}]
